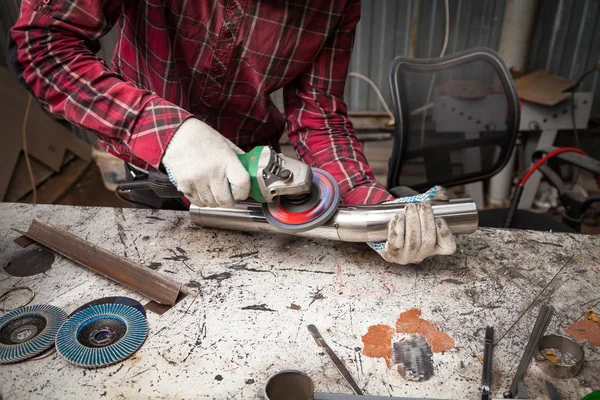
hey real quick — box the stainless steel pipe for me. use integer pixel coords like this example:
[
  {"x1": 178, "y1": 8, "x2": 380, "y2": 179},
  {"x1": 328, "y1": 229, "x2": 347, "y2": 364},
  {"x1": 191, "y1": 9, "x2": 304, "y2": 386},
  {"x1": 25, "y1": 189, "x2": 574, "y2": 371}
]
[{"x1": 190, "y1": 198, "x2": 478, "y2": 242}]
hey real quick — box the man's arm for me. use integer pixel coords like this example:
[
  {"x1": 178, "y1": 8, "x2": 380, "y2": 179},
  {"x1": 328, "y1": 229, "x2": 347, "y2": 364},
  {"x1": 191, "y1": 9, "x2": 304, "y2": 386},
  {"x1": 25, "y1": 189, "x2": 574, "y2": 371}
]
[
  {"x1": 284, "y1": 0, "x2": 456, "y2": 264},
  {"x1": 283, "y1": 0, "x2": 393, "y2": 206},
  {"x1": 10, "y1": 0, "x2": 193, "y2": 168}
]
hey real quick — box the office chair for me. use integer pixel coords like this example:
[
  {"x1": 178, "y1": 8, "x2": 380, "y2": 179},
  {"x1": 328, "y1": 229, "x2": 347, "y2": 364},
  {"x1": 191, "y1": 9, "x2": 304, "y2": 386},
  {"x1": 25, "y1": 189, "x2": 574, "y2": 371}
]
[{"x1": 386, "y1": 47, "x2": 595, "y2": 233}]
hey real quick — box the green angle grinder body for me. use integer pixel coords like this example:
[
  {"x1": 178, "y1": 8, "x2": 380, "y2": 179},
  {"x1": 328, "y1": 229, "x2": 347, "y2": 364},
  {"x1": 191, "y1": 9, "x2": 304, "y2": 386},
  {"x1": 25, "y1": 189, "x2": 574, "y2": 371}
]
[{"x1": 263, "y1": 168, "x2": 341, "y2": 232}]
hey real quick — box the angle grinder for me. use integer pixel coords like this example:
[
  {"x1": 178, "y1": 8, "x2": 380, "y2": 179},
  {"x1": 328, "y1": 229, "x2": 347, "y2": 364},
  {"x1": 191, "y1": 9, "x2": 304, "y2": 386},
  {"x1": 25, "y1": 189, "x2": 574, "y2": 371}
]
[{"x1": 116, "y1": 146, "x2": 341, "y2": 231}]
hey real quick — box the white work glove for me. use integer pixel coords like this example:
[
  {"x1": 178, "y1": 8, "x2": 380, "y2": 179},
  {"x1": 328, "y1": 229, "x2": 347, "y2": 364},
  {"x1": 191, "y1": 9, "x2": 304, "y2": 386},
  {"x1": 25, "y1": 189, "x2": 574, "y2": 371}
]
[
  {"x1": 368, "y1": 186, "x2": 456, "y2": 265},
  {"x1": 162, "y1": 118, "x2": 251, "y2": 207}
]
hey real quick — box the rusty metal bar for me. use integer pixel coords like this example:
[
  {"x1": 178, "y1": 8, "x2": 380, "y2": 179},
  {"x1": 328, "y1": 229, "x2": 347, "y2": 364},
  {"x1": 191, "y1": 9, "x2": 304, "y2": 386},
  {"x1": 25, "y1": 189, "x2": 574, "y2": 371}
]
[{"x1": 18, "y1": 220, "x2": 181, "y2": 305}]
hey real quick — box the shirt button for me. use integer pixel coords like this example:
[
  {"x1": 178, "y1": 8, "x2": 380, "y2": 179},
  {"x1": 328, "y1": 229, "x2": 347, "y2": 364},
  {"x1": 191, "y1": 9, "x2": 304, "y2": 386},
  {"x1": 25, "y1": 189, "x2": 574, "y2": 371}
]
[{"x1": 224, "y1": 30, "x2": 233, "y2": 39}]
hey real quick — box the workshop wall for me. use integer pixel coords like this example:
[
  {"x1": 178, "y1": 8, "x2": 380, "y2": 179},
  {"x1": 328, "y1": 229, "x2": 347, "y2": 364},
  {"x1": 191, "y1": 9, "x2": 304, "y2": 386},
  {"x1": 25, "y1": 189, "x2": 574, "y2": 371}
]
[
  {"x1": 528, "y1": 0, "x2": 600, "y2": 116},
  {"x1": 344, "y1": 0, "x2": 506, "y2": 112},
  {"x1": 1, "y1": 0, "x2": 599, "y2": 115}
]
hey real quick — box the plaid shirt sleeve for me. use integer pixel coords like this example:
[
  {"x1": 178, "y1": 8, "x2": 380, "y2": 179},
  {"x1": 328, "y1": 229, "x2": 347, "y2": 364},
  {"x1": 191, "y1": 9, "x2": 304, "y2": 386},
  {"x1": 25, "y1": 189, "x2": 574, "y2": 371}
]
[
  {"x1": 10, "y1": 0, "x2": 193, "y2": 169},
  {"x1": 283, "y1": 0, "x2": 393, "y2": 206}
]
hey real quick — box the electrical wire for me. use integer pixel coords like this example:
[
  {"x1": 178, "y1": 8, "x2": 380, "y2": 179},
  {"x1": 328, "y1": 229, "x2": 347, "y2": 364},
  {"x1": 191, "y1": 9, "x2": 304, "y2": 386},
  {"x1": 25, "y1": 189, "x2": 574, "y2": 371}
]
[
  {"x1": 114, "y1": 185, "x2": 155, "y2": 208},
  {"x1": 568, "y1": 67, "x2": 598, "y2": 188},
  {"x1": 419, "y1": 0, "x2": 450, "y2": 145},
  {"x1": 348, "y1": 72, "x2": 395, "y2": 124},
  {"x1": 346, "y1": 0, "x2": 450, "y2": 130},
  {"x1": 504, "y1": 147, "x2": 599, "y2": 228},
  {"x1": 440, "y1": 0, "x2": 450, "y2": 58},
  {"x1": 12, "y1": 0, "x2": 37, "y2": 205},
  {"x1": 22, "y1": 95, "x2": 37, "y2": 205},
  {"x1": 570, "y1": 67, "x2": 598, "y2": 150},
  {"x1": 518, "y1": 147, "x2": 591, "y2": 187}
]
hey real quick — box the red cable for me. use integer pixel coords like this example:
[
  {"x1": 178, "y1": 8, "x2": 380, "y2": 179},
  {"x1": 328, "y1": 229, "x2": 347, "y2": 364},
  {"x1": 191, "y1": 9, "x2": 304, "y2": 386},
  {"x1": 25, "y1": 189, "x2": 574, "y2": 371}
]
[
  {"x1": 518, "y1": 147, "x2": 597, "y2": 187},
  {"x1": 505, "y1": 147, "x2": 600, "y2": 229}
]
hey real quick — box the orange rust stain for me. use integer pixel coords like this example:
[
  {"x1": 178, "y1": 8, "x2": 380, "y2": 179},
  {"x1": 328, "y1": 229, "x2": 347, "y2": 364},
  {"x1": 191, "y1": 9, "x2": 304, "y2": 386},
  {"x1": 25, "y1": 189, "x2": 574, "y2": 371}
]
[
  {"x1": 361, "y1": 324, "x2": 395, "y2": 368},
  {"x1": 566, "y1": 318, "x2": 600, "y2": 347},
  {"x1": 395, "y1": 308, "x2": 454, "y2": 353}
]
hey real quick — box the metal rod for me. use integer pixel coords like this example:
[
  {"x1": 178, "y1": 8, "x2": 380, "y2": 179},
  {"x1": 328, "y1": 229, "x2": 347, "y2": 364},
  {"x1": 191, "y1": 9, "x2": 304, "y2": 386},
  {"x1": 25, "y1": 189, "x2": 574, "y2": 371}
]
[
  {"x1": 506, "y1": 305, "x2": 554, "y2": 398},
  {"x1": 307, "y1": 325, "x2": 363, "y2": 395},
  {"x1": 481, "y1": 326, "x2": 494, "y2": 400},
  {"x1": 190, "y1": 199, "x2": 478, "y2": 242},
  {"x1": 17, "y1": 220, "x2": 181, "y2": 305}
]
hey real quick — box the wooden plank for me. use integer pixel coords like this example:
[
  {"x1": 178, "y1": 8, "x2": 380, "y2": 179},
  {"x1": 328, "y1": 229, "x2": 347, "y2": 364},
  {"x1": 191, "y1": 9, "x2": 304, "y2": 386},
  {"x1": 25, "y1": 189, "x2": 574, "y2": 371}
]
[
  {"x1": 515, "y1": 70, "x2": 577, "y2": 107},
  {"x1": 0, "y1": 67, "x2": 92, "y2": 201},
  {"x1": 20, "y1": 158, "x2": 91, "y2": 205},
  {"x1": 4, "y1": 153, "x2": 76, "y2": 202},
  {"x1": 0, "y1": 68, "x2": 92, "y2": 169}
]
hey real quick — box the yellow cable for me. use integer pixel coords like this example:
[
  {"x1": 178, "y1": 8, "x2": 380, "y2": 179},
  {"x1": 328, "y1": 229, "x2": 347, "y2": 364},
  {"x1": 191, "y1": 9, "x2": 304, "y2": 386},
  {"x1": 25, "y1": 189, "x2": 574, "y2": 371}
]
[{"x1": 22, "y1": 95, "x2": 37, "y2": 205}]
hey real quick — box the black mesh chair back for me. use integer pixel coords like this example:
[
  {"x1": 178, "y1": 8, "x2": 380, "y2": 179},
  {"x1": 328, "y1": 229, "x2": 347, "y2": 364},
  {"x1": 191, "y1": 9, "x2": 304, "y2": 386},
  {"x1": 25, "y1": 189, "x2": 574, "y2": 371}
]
[{"x1": 387, "y1": 47, "x2": 520, "y2": 192}]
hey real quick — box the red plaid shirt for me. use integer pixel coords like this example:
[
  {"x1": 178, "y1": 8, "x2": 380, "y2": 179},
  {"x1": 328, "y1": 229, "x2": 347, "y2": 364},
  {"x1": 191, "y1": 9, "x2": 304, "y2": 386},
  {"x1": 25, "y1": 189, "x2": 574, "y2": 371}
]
[{"x1": 11, "y1": 0, "x2": 393, "y2": 205}]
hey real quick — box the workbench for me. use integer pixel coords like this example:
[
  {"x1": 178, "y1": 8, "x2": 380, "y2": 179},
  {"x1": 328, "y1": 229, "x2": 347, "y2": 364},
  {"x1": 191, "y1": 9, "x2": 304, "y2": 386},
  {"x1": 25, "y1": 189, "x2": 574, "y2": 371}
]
[{"x1": 0, "y1": 203, "x2": 599, "y2": 399}]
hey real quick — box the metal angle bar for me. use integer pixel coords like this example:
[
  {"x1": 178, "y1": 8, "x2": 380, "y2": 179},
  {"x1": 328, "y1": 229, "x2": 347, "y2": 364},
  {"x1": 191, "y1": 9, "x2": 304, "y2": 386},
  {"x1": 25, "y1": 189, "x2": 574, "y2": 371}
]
[
  {"x1": 507, "y1": 305, "x2": 554, "y2": 398},
  {"x1": 15, "y1": 220, "x2": 181, "y2": 305}
]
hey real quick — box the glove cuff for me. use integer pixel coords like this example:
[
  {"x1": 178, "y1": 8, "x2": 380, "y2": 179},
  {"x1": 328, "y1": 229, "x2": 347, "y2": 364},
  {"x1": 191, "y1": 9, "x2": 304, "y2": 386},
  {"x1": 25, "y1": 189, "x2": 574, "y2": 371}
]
[{"x1": 163, "y1": 118, "x2": 216, "y2": 166}]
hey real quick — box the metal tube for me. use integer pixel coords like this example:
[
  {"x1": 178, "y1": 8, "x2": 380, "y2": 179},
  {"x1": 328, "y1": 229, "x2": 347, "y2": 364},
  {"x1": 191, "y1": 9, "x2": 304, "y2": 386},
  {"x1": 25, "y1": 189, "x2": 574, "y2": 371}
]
[
  {"x1": 190, "y1": 199, "x2": 478, "y2": 242},
  {"x1": 489, "y1": 0, "x2": 539, "y2": 206},
  {"x1": 498, "y1": 0, "x2": 539, "y2": 73}
]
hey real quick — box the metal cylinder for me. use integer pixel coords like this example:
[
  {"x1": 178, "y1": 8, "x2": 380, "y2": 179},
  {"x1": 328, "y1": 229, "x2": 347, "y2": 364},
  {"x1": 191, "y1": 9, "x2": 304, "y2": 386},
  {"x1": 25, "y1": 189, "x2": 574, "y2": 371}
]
[
  {"x1": 535, "y1": 334, "x2": 584, "y2": 379},
  {"x1": 190, "y1": 199, "x2": 478, "y2": 242}
]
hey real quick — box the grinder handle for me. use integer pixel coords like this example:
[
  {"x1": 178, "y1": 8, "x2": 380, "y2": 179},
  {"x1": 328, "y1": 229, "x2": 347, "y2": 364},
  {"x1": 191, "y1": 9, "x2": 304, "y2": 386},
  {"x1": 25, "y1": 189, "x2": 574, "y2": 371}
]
[
  {"x1": 118, "y1": 147, "x2": 268, "y2": 202},
  {"x1": 148, "y1": 169, "x2": 184, "y2": 198},
  {"x1": 117, "y1": 169, "x2": 183, "y2": 198},
  {"x1": 236, "y1": 146, "x2": 267, "y2": 203}
]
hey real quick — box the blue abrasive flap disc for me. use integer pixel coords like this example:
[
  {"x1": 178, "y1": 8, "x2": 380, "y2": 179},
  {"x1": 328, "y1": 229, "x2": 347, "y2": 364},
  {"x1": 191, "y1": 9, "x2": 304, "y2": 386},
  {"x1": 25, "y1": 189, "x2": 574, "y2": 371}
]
[
  {"x1": 56, "y1": 303, "x2": 148, "y2": 368},
  {"x1": 69, "y1": 296, "x2": 146, "y2": 319},
  {"x1": 0, "y1": 304, "x2": 67, "y2": 364}
]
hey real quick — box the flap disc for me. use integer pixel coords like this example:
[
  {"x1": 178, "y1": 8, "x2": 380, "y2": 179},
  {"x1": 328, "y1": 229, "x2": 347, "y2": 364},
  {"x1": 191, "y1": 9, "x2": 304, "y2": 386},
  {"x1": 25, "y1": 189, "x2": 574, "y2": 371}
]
[
  {"x1": 70, "y1": 297, "x2": 146, "y2": 318},
  {"x1": 264, "y1": 168, "x2": 340, "y2": 232},
  {"x1": 56, "y1": 303, "x2": 148, "y2": 368},
  {"x1": 0, "y1": 304, "x2": 67, "y2": 364}
]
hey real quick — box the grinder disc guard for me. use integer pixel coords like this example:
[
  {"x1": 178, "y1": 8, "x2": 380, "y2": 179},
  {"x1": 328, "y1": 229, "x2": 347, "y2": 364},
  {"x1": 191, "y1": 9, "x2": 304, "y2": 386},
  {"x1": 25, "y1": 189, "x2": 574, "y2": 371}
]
[{"x1": 264, "y1": 168, "x2": 340, "y2": 232}]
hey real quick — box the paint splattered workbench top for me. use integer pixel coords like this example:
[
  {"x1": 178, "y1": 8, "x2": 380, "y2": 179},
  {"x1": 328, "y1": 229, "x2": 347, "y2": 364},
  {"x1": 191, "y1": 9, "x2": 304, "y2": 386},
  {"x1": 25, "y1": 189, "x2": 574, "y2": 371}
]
[{"x1": 0, "y1": 203, "x2": 599, "y2": 399}]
